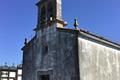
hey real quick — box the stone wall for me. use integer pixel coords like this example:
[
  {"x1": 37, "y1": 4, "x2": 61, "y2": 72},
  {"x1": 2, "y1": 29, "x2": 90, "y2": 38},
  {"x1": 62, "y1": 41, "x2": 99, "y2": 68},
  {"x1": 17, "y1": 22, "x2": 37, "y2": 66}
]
[
  {"x1": 53, "y1": 29, "x2": 79, "y2": 80},
  {"x1": 78, "y1": 37, "x2": 120, "y2": 80},
  {"x1": 22, "y1": 26, "x2": 80, "y2": 80},
  {"x1": 22, "y1": 25, "x2": 57, "y2": 80}
]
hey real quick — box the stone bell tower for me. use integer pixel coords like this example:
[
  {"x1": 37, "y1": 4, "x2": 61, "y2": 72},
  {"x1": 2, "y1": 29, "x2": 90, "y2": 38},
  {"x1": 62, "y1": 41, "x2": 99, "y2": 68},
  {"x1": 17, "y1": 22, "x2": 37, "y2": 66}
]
[{"x1": 35, "y1": 0, "x2": 67, "y2": 31}]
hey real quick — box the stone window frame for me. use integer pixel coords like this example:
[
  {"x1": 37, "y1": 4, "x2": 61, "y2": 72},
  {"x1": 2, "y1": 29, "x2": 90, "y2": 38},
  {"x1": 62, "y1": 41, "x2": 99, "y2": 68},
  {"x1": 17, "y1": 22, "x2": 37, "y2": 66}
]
[{"x1": 43, "y1": 43, "x2": 49, "y2": 55}]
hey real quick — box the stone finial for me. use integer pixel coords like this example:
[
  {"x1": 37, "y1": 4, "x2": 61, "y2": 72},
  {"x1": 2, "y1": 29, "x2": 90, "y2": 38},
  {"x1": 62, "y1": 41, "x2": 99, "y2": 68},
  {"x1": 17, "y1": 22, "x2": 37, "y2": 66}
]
[
  {"x1": 24, "y1": 38, "x2": 27, "y2": 45},
  {"x1": 74, "y1": 18, "x2": 79, "y2": 29}
]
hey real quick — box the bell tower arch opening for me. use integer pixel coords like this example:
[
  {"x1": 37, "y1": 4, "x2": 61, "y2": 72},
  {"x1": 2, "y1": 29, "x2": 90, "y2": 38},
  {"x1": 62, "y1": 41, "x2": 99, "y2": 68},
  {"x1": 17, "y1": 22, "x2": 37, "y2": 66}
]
[{"x1": 35, "y1": 0, "x2": 67, "y2": 31}]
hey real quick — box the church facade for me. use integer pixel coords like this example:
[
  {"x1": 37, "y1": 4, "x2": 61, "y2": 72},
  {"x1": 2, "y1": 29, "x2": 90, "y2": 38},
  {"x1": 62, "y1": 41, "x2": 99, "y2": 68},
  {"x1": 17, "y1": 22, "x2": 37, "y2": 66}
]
[{"x1": 22, "y1": 0, "x2": 120, "y2": 80}]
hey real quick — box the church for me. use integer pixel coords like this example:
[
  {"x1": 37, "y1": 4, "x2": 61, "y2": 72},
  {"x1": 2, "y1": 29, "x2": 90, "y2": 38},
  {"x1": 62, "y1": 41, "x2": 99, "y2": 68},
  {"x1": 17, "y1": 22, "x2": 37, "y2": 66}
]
[{"x1": 22, "y1": 0, "x2": 120, "y2": 80}]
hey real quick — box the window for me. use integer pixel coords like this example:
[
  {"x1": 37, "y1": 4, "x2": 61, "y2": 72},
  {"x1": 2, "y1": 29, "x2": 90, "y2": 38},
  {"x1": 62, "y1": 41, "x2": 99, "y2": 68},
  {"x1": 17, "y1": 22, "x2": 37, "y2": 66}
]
[
  {"x1": 1, "y1": 78, "x2": 7, "y2": 80},
  {"x1": 1, "y1": 71, "x2": 8, "y2": 77},
  {"x1": 17, "y1": 76, "x2": 22, "y2": 80},
  {"x1": 45, "y1": 45, "x2": 48, "y2": 53},
  {"x1": 47, "y1": 1, "x2": 54, "y2": 21},
  {"x1": 40, "y1": 6, "x2": 46, "y2": 25},
  {"x1": 42, "y1": 44, "x2": 48, "y2": 55},
  {"x1": 18, "y1": 69, "x2": 22, "y2": 75},
  {"x1": 9, "y1": 72, "x2": 16, "y2": 77}
]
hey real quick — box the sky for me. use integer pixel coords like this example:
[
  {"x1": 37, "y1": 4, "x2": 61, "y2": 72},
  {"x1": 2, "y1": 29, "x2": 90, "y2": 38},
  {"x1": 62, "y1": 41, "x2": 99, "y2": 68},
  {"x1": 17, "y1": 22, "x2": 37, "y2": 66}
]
[{"x1": 0, "y1": 0, "x2": 120, "y2": 66}]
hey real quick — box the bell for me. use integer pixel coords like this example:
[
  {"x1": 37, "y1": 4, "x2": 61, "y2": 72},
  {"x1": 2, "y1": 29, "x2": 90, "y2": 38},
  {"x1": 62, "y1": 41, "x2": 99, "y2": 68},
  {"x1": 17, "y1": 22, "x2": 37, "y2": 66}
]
[
  {"x1": 74, "y1": 18, "x2": 79, "y2": 29},
  {"x1": 50, "y1": 16, "x2": 53, "y2": 21}
]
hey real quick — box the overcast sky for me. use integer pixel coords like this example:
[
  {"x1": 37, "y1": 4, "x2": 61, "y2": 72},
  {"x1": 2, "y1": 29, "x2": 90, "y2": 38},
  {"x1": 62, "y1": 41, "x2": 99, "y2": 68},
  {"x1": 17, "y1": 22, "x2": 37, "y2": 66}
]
[{"x1": 0, "y1": 0, "x2": 120, "y2": 66}]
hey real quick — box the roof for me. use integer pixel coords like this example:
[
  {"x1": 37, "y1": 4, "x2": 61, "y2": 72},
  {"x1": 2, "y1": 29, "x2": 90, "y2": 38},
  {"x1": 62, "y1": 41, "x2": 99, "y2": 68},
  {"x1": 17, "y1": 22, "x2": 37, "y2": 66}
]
[
  {"x1": 57, "y1": 27, "x2": 120, "y2": 50},
  {"x1": 17, "y1": 64, "x2": 22, "y2": 69},
  {"x1": 0, "y1": 65, "x2": 16, "y2": 70},
  {"x1": 0, "y1": 64, "x2": 22, "y2": 70},
  {"x1": 22, "y1": 27, "x2": 120, "y2": 51}
]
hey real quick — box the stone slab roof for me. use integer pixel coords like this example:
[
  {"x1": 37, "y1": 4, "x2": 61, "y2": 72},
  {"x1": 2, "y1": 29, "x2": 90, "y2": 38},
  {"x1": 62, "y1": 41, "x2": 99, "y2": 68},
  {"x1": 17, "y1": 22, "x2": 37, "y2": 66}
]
[
  {"x1": 22, "y1": 27, "x2": 120, "y2": 51},
  {"x1": 57, "y1": 27, "x2": 120, "y2": 50}
]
